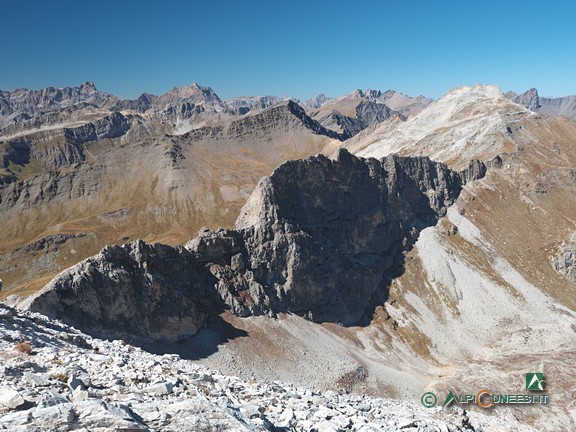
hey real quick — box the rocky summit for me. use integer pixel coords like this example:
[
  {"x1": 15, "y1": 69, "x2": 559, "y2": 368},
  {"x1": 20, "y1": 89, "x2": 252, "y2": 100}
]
[
  {"x1": 20, "y1": 150, "x2": 485, "y2": 340},
  {"x1": 0, "y1": 303, "x2": 534, "y2": 431}
]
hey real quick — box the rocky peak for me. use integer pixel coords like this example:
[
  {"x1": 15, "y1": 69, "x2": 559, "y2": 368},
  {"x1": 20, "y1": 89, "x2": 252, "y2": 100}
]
[
  {"x1": 160, "y1": 82, "x2": 221, "y2": 104},
  {"x1": 79, "y1": 81, "x2": 97, "y2": 92},
  {"x1": 363, "y1": 89, "x2": 383, "y2": 100},
  {"x1": 303, "y1": 93, "x2": 331, "y2": 109},
  {"x1": 355, "y1": 99, "x2": 405, "y2": 127},
  {"x1": 24, "y1": 150, "x2": 486, "y2": 333},
  {"x1": 21, "y1": 240, "x2": 221, "y2": 343},
  {"x1": 151, "y1": 82, "x2": 223, "y2": 115},
  {"x1": 508, "y1": 87, "x2": 541, "y2": 111},
  {"x1": 223, "y1": 100, "x2": 345, "y2": 141},
  {"x1": 115, "y1": 92, "x2": 158, "y2": 113}
]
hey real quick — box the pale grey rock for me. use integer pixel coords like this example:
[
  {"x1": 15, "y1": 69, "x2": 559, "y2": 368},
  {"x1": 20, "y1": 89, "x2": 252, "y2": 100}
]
[
  {"x1": 303, "y1": 93, "x2": 332, "y2": 109},
  {"x1": 36, "y1": 390, "x2": 70, "y2": 408},
  {"x1": 143, "y1": 382, "x2": 173, "y2": 396},
  {"x1": 23, "y1": 372, "x2": 49, "y2": 387},
  {"x1": 0, "y1": 388, "x2": 25, "y2": 409}
]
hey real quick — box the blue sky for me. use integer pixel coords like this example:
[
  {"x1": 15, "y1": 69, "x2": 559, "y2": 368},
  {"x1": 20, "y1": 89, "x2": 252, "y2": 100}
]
[{"x1": 2, "y1": 0, "x2": 575, "y2": 100}]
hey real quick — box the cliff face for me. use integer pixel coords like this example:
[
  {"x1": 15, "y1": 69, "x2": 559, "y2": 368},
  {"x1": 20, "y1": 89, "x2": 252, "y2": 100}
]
[
  {"x1": 227, "y1": 150, "x2": 470, "y2": 324},
  {"x1": 24, "y1": 150, "x2": 485, "y2": 335},
  {"x1": 22, "y1": 241, "x2": 220, "y2": 342}
]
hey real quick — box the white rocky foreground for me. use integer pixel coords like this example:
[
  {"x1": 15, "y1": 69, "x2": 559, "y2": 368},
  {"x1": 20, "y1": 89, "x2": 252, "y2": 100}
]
[{"x1": 0, "y1": 303, "x2": 533, "y2": 431}]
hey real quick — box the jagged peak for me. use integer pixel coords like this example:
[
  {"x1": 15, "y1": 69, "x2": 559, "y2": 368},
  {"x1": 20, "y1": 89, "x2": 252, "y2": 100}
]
[
  {"x1": 303, "y1": 93, "x2": 331, "y2": 109},
  {"x1": 364, "y1": 89, "x2": 383, "y2": 99},
  {"x1": 80, "y1": 81, "x2": 97, "y2": 91},
  {"x1": 504, "y1": 87, "x2": 541, "y2": 111},
  {"x1": 161, "y1": 82, "x2": 221, "y2": 102}
]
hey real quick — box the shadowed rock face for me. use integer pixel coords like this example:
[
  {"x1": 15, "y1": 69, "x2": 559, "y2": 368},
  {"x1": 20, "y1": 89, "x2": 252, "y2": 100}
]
[
  {"x1": 25, "y1": 150, "x2": 485, "y2": 335},
  {"x1": 218, "y1": 149, "x2": 478, "y2": 324},
  {"x1": 24, "y1": 241, "x2": 220, "y2": 342}
]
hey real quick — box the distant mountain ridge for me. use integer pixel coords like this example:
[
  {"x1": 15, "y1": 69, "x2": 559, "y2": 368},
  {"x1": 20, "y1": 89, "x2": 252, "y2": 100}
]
[{"x1": 0, "y1": 81, "x2": 432, "y2": 135}]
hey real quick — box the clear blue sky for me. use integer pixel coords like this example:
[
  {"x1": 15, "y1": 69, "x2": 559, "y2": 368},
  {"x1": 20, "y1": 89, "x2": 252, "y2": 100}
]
[{"x1": 2, "y1": 0, "x2": 575, "y2": 100}]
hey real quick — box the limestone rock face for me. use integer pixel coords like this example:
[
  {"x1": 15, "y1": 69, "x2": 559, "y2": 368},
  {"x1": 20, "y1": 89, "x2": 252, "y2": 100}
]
[
  {"x1": 24, "y1": 241, "x2": 219, "y2": 342},
  {"x1": 25, "y1": 150, "x2": 485, "y2": 332},
  {"x1": 230, "y1": 149, "x2": 475, "y2": 323}
]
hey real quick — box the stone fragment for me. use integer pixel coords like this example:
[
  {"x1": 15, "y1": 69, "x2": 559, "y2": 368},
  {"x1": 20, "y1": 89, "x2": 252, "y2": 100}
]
[
  {"x1": 143, "y1": 382, "x2": 173, "y2": 396},
  {"x1": 0, "y1": 388, "x2": 25, "y2": 409}
]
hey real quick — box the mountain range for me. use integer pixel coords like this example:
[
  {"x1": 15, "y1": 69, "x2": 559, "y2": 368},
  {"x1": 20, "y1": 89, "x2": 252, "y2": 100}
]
[
  {"x1": 2, "y1": 81, "x2": 576, "y2": 430},
  {"x1": 0, "y1": 82, "x2": 429, "y2": 297}
]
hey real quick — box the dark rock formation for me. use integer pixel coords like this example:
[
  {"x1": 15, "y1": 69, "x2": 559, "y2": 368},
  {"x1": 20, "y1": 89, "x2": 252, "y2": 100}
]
[
  {"x1": 25, "y1": 241, "x2": 220, "y2": 342},
  {"x1": 64, "y1": 112, "x2": 136, "y2": 143},
  {"x1": 355, "y1": 100, "x2": 406, "y2": 129},
  {"x1": 1, "y1": 112, "x2": 137, "y2": 171},
  {"x1": 25, "y1": 150, "x2": 486, "y2": 335},
  {"x1": 226, "y1": 149, "x2": 477, "y2": 323}
]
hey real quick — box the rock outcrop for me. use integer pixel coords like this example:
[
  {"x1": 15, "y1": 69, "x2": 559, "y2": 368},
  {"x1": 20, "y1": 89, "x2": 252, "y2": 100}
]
[
  {"x1": 24, "y1": 150, "x2": 485, "y2": 335},
  {"x1": 506, "y1": 88, "x2": 541, "y2": 111},
  {"x1": 223, "y1": 149, "x2": 476, "y2": 323},
  {"x1": 22, "y1": 241, "x2": 220, "y2": 342}
]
